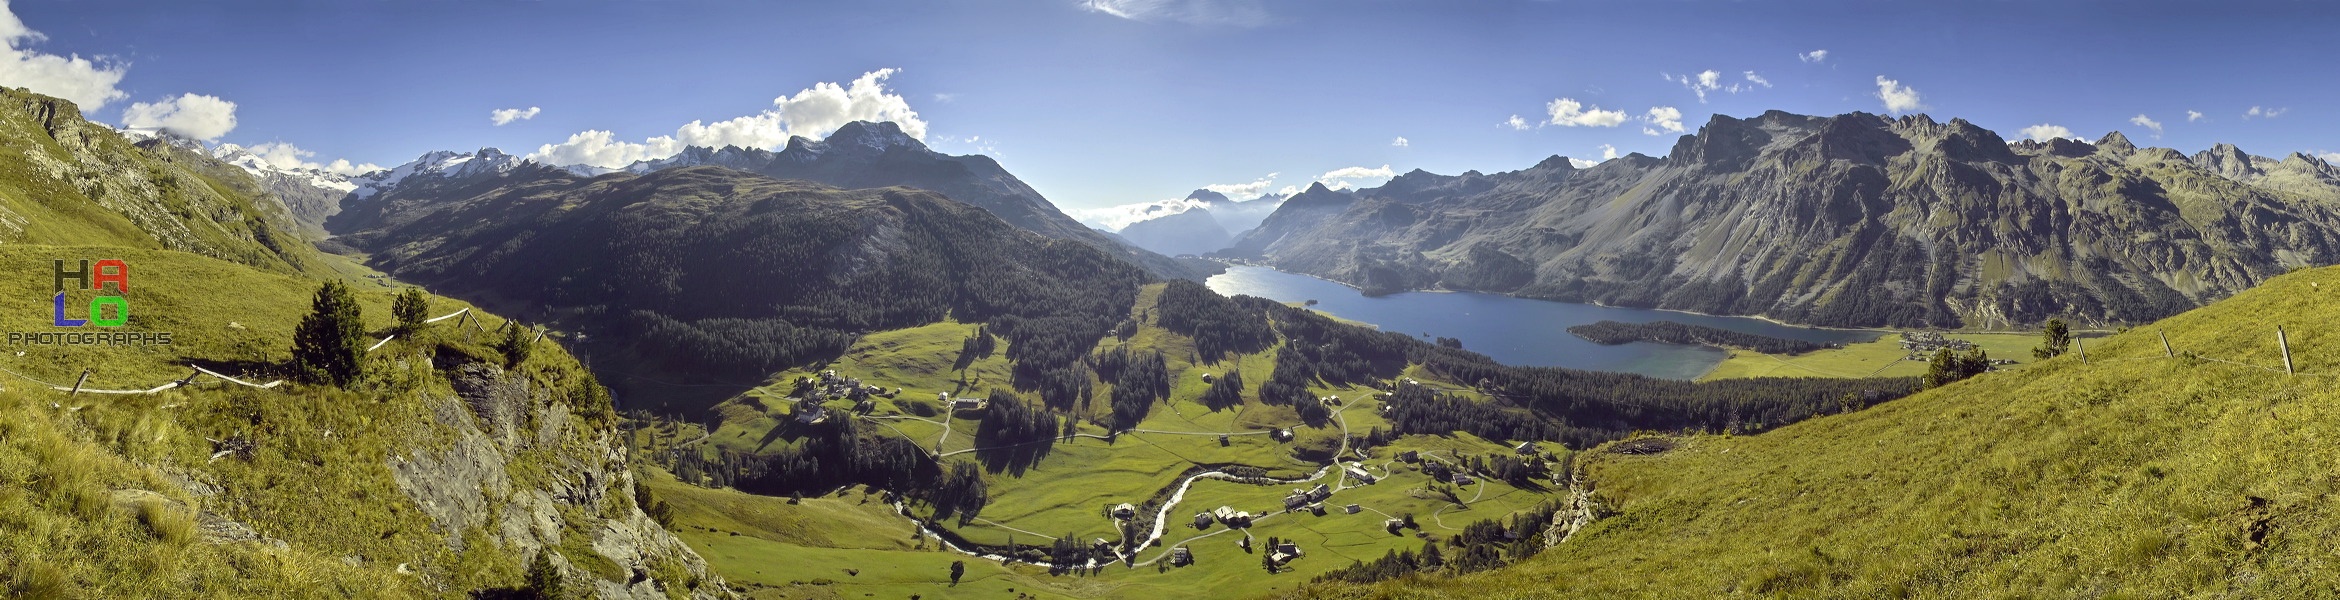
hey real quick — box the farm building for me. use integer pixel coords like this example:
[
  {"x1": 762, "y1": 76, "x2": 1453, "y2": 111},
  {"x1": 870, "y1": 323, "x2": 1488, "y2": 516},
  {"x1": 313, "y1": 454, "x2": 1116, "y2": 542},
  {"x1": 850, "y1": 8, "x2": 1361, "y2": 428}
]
[
  {"x1": 953, "y1": 396, "x2": 989, "y2": 411},
  {"x1": 1170, "y1": 547, "x2": 1193, "y2": 566},
  {"x1": 1515, "y1": 441, "x2": 1540, "y2": 455},
  {"x1": 1112, "y1": 503, "x2": 1137, "y2": 519},
  {"x1": 1343, "y1": 504, "x2": 1362, "y2": 514},
  {"x1": 1193, "y1": 512, "x2": 1213, "y2": 528}
]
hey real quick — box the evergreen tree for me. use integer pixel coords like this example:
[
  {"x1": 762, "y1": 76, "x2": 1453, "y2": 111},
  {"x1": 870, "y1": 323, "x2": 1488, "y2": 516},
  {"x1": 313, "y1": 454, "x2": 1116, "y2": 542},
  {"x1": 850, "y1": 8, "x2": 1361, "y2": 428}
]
[
  {"x1": 1421, "y1": 541, "x2": 1444, "y2": 568},
  {"x1": 291, "y1": 280, "x2": 366, "y2": 386},
  {"x1": 2033, "y1": 318, "x2": 2072, "y2": 359},
  {"x1": 392, "y1": 287, "x2": 429, "y2": 333},
  {"x1": 950, "y1": 560, "x2": 965, "y2": 585},
  {"x1": 496, "y1": 319, "x2": 535, "y2": 368},
  {"x1": 523, "y1": 550, "x2": 564, "y2": 599}
]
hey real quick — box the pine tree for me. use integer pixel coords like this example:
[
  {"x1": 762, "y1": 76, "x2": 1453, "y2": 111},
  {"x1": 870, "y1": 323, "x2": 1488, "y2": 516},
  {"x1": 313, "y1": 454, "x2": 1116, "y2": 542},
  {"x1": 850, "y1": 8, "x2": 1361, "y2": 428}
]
[
  {"x1": 950, "y1": 560, "x2": 965, "y2": 585},
  {"x1": 291, "y1": 280, "x2": 366, "y2": 386},
  {"x1": 495, "y1": 319, "x2": 534, "y2": 368},
  {"x1": 2033, "y1": 318, "x2": 2072, "y2": 359},
  {"x1": 524, "y1": 550, "x2": 564, "y2": 599},
  {"x1": 1421, "y1": 541, "x2": 1444, "y2": 568},
  {"x1": 392, "y1": 287, "x2": 429, "y2": 333}
]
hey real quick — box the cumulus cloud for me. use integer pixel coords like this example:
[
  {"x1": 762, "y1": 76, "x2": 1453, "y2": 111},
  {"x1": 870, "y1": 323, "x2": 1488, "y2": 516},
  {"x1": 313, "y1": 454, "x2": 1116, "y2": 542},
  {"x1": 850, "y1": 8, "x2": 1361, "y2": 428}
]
[
  {"x1": 2019, "y1": 124, "x2": 2077, "y2": 142},
  {"x1": 1502, "y1": 115, "x2": 1531, "y2": 130},
  {"x1": 1599, "y1": 144, "x2": 1618, "y2": 160},
  {"x1": 2186, "y1": 110, "x2": 2204, "y2": 122},
  {"x1": 1079, "y1": 0, "x2": 1267, "y2": 27},
  {"x1": 219, "y1": 141, "x2": 384, "y2": 176},
  {"x1": 1874, "y1": 76, "x2": 1924, "y2": 114},
  {"x1": 1391, "y1": 136, "x2": 1408, "y2": 147},
  {"x1": 1744, "y1": 71, "x2": 1771, "y2": 88},
  {"x1": 1546, "y1": 98, "x2": 1627, "y2": 127},
  {"x1": 1318, "y1": 164, "x2": 1395, "y2": 190},
  {"x1": 1643, "y1": 106, "x2": 1685, "y2": 135},
  {"x1": 2321, "y1": 151, "x2": 2340, "y2": 163},
  {"x1": 529, "y1": 69, "x2": 929, "y2": 168},
  {"x1": 490, "y1": 106, "x2": 540, "y2": 126},
  {"x1": 2128, "y1": 114, "x2": 2164, "y2": 139},
  {"x1": 120, "y1": 93, "x2": 238, "y2": 141},
  {"x1": 0, "y1": 0, "x2": 127, "y2": 110},
  {"x1": 1799, "y1": 49, "x2": 1829, "y2": 63},
  {"x1": 2245, "y1": 106, "x2": 2288, "y2": 119},
  {"x1": 1569, "y1": 158, "x2": 1597, "y2": 169}
]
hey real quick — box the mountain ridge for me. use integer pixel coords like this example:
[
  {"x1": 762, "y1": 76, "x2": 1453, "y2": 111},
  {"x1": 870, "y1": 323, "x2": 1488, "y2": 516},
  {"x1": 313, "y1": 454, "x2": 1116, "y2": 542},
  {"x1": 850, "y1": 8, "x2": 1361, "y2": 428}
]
[{"x1": 1230, "y1": 109, "x2": 2340, "y2": 328}]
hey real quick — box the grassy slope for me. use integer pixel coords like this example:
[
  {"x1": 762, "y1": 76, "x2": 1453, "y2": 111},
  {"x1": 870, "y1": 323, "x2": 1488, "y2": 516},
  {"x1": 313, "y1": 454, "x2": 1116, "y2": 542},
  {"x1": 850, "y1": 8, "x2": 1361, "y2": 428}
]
[
  {"x1": 658, "y1": 283, "x2": 1564, "y2": 599},
  {"x1": 1304, "y1": 266, "x2": 2340, "y2": 599},
  {"x1": 1699, "y1": 332, "x2": 2043, "y2": 380},
  {"x1": 0, "y1": 243, "x2": 672, "y2": 598}
]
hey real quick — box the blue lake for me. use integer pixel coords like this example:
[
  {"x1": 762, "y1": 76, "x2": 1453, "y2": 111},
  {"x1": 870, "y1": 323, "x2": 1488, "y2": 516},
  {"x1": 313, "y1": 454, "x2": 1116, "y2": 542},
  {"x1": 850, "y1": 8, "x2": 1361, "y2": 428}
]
[{"x1": 1204, "y1": 266, "x2": 1884, "y2": 380}]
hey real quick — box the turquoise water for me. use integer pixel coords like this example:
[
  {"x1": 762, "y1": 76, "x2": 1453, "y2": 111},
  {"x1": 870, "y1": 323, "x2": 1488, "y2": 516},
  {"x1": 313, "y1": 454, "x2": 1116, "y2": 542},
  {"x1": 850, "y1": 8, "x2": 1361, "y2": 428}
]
[{"x1": 1204, "y1": 266, "x2": 1883, "y2": 380}]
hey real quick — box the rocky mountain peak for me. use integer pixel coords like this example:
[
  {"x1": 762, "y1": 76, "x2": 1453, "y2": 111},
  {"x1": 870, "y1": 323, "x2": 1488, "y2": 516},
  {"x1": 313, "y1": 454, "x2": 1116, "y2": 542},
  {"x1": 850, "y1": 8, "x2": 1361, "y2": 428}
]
[
  {"x1": 2096, "y1": 131, "x2": 2136, "y2": 155},
  {"x1": 2189, "y1": 143, "x2": 2263, "y2": 180},
  {"x1": 825, "y1": 120, "x2": 926, "y2": 154},
  {"x1": 1185, "y1": 188, "x2": 1233, "y2": 204},
  {"x1": 1531, "y1": 155, "x2": 1579, "y2": 171}
]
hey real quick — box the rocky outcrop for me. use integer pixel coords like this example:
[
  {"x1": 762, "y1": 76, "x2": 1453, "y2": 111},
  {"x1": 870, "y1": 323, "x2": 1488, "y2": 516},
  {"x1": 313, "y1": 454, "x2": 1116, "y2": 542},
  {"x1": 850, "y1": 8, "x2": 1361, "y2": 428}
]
[
  {"x1": 391, "y1": 365, "x2": 725, "y2": 600},
  {"x1": 1237, "y1": 110, "x2": 2340, "y2": 328}
]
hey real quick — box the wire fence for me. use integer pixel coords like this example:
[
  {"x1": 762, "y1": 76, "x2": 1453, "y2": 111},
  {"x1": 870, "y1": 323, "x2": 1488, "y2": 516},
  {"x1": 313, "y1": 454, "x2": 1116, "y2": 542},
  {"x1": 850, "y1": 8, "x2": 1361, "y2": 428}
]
[
  {"x1": 0, "y1": 306, "x2": 533, "y2": 396},
  {"x1": 2057, "y1": 326, "x2": 2333, "y2": 378}
]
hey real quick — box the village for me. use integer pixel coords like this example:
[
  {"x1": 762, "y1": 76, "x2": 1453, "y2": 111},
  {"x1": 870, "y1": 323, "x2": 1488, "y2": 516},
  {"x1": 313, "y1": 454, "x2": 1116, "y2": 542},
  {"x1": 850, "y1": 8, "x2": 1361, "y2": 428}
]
[{"x1": 734, "y1": 364, "x2": 1568, "y2": 575}]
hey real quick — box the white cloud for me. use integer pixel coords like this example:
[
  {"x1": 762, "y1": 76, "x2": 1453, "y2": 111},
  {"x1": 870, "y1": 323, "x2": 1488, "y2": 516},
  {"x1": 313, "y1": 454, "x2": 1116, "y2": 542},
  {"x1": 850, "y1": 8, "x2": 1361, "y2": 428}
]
[
  {"x1": 1071, "y1": 197, "x2": 1211, "y2": 231},
  {"x1": 2128, "y1": 114, "x2": 2163, "y2": 139},
  {"x1": 1643, "y1": 106, "x2": 1685, "y2": 135},
  {"x1": 1203, "y1": 173, "x2": 1278, "y2": 200},
  {"x1": 1874, "y1": 76, "x2": 1924, "y2": 114},
  {"x1": 1545, "y1": 98, "x2": 1627, "y2": 127},
  {"x1": 2320, "y1": 151, "x2": 2340, "y2": 163},
  {"x1": 0, "y1": 0, "x2": 127, "y2": 110},
  {"x1": 1276, "y1": 185, "x2": 1302, "y2": 197},
  {"x1": 1798, "y1": 49, "x2": 1829, "y2": 63},
  {"x1": 1599, "y1": 144, "x2": 1618, "y2": 160},
  {"x1": 1568, "y1": 158, "x2": 1597, "y2": 169},
  {"x1": 1079, "y1": 0, "x2": 1267, "y2": 27},
  {"x1": 120, "y1": 93, "x2": 237, "y2": 141},
  {"x1": 219, "y1": 141, "x2": 383, "y2": 176},
  {"x1": 1391, "y1": 136, "x2": 1408, "y2": 147},
  {"x1": 1502, "y1": 115, "x2": 1531, "y2": 130},
  {"x1": 932, "y1": 93, "x2": 958, "y2": 102},
  {"x1": 490, "y1": 106, "x2": 540, "y2": 126},
  {"x1": 2186, "y1": 110, "x2": 2204, "y2": 122},
  {"x1": 1318, "y1": 164, "x2": 1395, "y2": 190},
  {"x1": 2019, "y1": 124, "x2": 2077, "y2": 142},
  {"x1": 1668, "y1": 69, "x2": 1763, "y2": 102},
  {"x1": 529, "y1": 69, "x2": 929, "y2": 168},
  {"x1": 2245, "y1": 106, "x2": 2288, "y2": 119}
]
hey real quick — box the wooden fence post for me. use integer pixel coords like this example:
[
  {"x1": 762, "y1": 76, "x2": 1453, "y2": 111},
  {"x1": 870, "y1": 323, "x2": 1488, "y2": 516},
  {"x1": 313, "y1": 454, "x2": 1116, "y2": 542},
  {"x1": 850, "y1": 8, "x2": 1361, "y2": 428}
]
[
  {"x1": 2159, "y1": 330, "x2": 2173, "y2": 357},
  {"x1": 69, "y1": 368, "x2": 90, "y2": 396},
  {"x1": 2279, "y1": 326, "x2": 2295, "y2": 375},
  {"x1": 2075, "y1": 335, "x2": 2087, "y2": 364}
]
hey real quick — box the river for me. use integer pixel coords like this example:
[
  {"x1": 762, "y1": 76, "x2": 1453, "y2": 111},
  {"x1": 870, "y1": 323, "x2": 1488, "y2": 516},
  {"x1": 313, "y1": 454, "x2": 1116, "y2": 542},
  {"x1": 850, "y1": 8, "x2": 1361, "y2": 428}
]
[{"x1": 1204, "y1": 266, "x2": 1882, "y2": 380}]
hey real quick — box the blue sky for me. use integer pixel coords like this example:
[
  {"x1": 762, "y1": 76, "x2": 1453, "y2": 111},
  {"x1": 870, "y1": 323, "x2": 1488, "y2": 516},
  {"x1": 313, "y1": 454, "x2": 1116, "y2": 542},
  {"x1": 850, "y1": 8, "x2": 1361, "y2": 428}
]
[{"x1": 6, "y1": 0, "x2": 2339, "y2": 220}]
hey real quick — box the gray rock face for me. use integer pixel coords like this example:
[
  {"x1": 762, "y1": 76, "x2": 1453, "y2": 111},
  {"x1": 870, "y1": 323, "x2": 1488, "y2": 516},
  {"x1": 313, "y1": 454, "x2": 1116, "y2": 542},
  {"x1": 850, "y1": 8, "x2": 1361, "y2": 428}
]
[
  {"x1": 390, "y1": 368, "x2": 724, "y2": 599},
  {"x1": 1237, "y1": 110, "x2": 2340, "y2": 328}
]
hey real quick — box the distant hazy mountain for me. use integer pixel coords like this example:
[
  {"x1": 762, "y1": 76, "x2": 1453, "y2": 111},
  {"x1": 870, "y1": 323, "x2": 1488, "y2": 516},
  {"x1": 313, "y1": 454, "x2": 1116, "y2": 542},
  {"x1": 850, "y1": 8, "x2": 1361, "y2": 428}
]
[
  {"x1": 1231, "y1": 110, "x2": 2340, "y2": 328},
  {"x1": 616, "y1": 121, "x2": 1215, "y2": 280},
  {"x1": 1115, "y1": 206, "x2": 1230, "y2": 256}
]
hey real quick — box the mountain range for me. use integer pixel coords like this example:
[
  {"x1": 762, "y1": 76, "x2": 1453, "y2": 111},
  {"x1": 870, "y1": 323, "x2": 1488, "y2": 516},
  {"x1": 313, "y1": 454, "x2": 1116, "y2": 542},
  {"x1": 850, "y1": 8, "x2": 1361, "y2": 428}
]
[{"x1": 1226, "y1": 110, "x2": 2340, "y2": 328}]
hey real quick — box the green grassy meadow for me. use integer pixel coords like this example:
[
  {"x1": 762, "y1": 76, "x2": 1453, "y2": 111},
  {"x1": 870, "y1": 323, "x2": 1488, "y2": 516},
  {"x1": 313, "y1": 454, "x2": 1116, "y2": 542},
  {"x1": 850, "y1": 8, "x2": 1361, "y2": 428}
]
[
  {"x1": 1298, "y1": 265, "x2": 2340, "y2": 598},
  {"x1": 1699, "y1": 331, "x2": 2048, "y2": 380}
]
